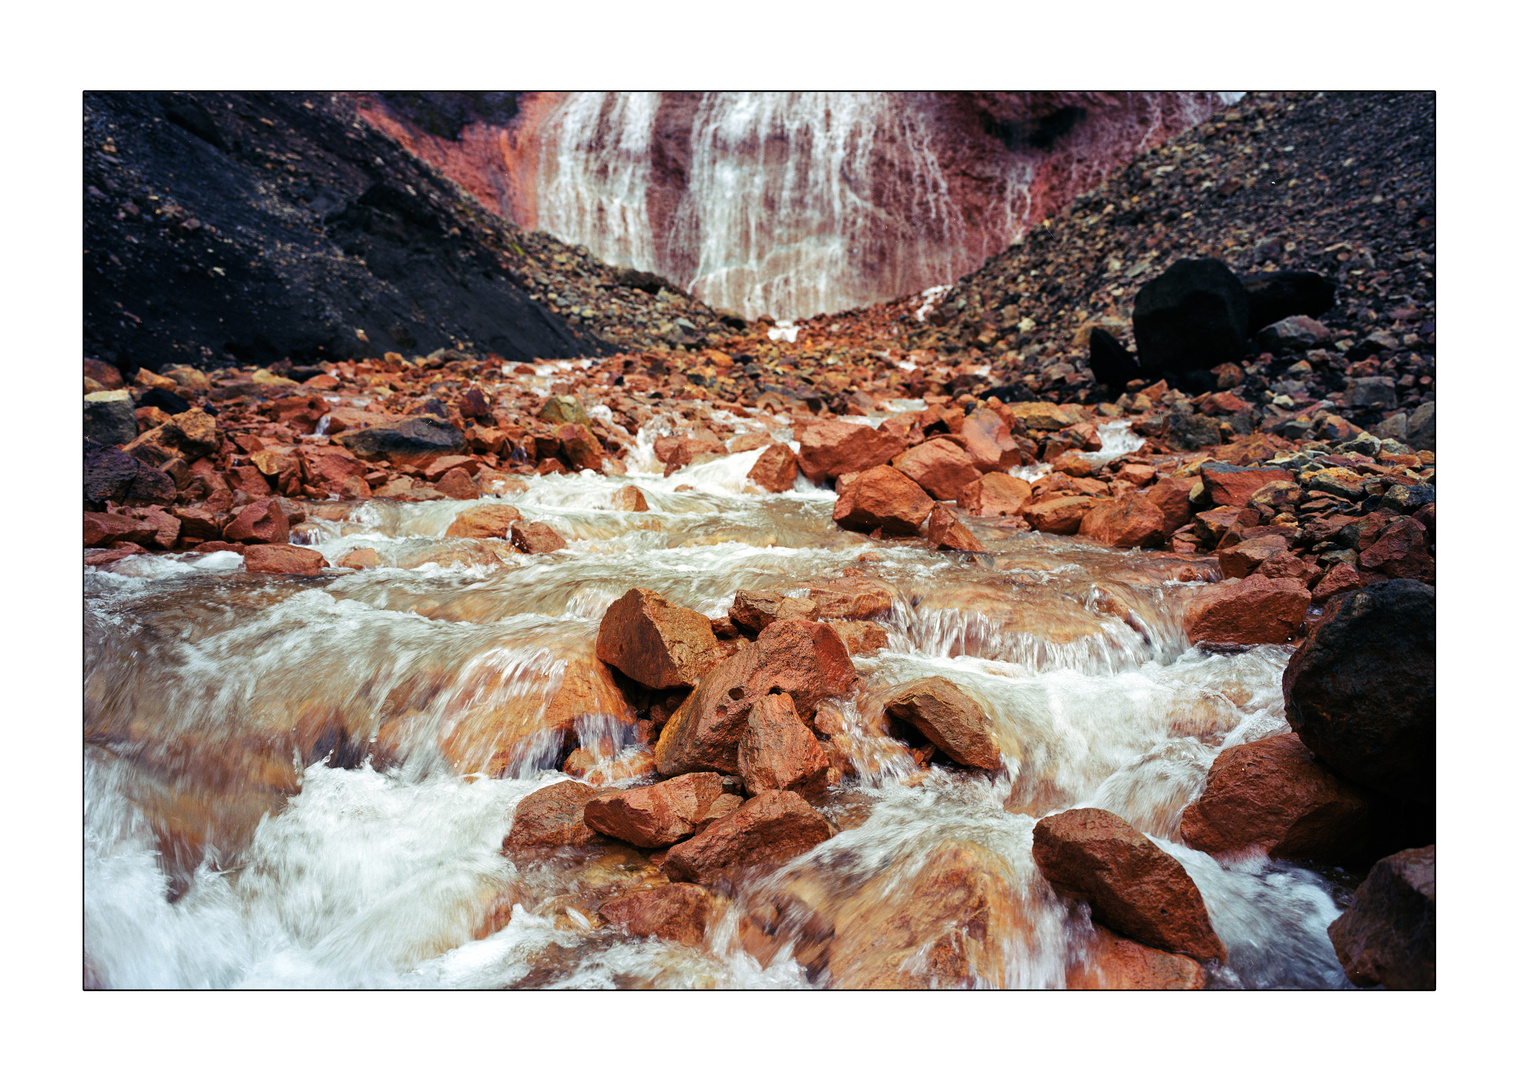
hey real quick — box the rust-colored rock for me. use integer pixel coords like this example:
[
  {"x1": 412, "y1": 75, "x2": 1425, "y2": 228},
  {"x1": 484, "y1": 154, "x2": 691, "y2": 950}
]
[
  {"x1": 596, "y1": 587, "x2": 720, "y2": 690},
  {"x1": 434, "y1": 467, "x2": 479, "y2": 500},
  {"x1": 503, "y1": 780, "x2": 600, "y2": 848},
  {"x1": 1077, "y1": 492, "x2": 1166, "y2": 548},
  {"x1": 891, "y1": 439, "x2": 981, "y2": 502},
  {"x1": 825, "y1": 620, "x2": 890, "y2": 657},
  {"x1": 746, "y1": 442, "x2": 799, "y2": 493},
  {"x1": 598, "y1": 883, "x2": 717, "y2": 948},
  {"x1": 959, "y1": 407, "x2": 1023, "y2": 471},
  {"x1": 1182, "y1": 576, "x2": 1310, "y2": 646},
  {"x1": 737, "y1": 692, "x2": 829, "y2": 797},
  {"x1": 223, "y1": 499, "x2": 291, "y2": 545},
  {"x1": 832, "y1": 465, "x2": 934, "y2": 536},
  {"x1": 729, "y1": 590, "x2": 819, "y2": 632},
  {"x1": 84, "y1": 511, "x2": 157, "y2": 548},
  {"x1": 1217, "y1": 533, "x2": 1290, "y2": 579},
  {"x1": 884, "y1": 676, "x2": 1006, "y2": 771},
  {"x1": 1024, "y1": 495, "x2": 1095, "y2": 535},
  {"x1": 1066, "y1": 926, "x2": 1207, "y2": 990},
  {"x1": 656, "y1": 620, "x2": 856, "y2": 777},
  {"x1": 556, "y1": 422, "x2": 604, "y2": 472},
  {"x1": 1032, "y1": 807, "x2": 1226, "y2": 965},
  {"x1": 445, "y1": 502, "x2": 522, "y2": 538},
  {"x1": 1311, "y1": 562, "x2": 1363, "y2": 604},
  {"x1": 1358, "y1": 517, "x2": 1434, "y2": 583},
  {"x1": 922, "y1": 503, "x2": 986, "y2": 552},
  {"x1": 243, "y1": 544, "x2": 329, "y2": 575},
  {"x1": 795, "y1": 417, "x2": 907, "y2": 482},
  {"x1": 1199, "y1": 463, "x2": 1295, "y2": 508},
  {"x1": 509, "y1": 521, "x2": 568, "y2": 554},
  {"x1": 583, "y1": 772, "x2": 727, "y2": 847},
  {"x1": 804, "y1": 577, "x2": 899, "y2": 620},
  {"x1": 610, "y1": 484, "x2": 649, "y2": 511},
  {"x1": 662, "y1": 790, "x2": 832, "y2": 885},
  {"x1": 958, "y1": 473, "x2": 1032, "y2": 518},
  {"x1": 337, "y1": 547, "x2": 380, "y2": 570},
  {"x1": 1327, "y1": 844, "x2": 1435, "y2": 990},
  {"x1": 1179, "y1": 733, "x2": 1377, "y2": 861},
  {"x1": 1146, "y1": 475, "x2": 1197, "y2": 536}
]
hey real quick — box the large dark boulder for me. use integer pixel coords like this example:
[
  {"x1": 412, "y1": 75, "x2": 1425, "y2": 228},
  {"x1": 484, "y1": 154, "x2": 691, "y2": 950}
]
[
  {"x1": 334, "y1": 416, "x2": 466, "y2": 466},
  {"x1": 1088, "y1": 327, "x2": 1140, "y2": 389},
  {"x1": 1327, "y1": 844, "x2": 1435, "y2": 989},
  {"x1": 1132, "y1": 259, "x2": 1250, "y2": 375},
  {"x1": 1282, "y1": 581, "x2": 1435, "y2": 804},
  {"x1": 84, "y1": 439, "x2": 176, "y2": 508},
  {"x1": 1240, "y1": 271, "x2": 1336, "y2": 335}
]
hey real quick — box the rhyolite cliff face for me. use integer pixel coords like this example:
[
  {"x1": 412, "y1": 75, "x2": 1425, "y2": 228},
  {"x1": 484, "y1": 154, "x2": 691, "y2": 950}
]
[{"x1": 355, "y1": 92, "x2": 1227, "y2": 320}]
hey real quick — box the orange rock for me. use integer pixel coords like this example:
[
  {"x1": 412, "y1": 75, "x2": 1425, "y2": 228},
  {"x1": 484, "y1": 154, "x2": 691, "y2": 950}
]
[
  {"x1": 737, "y1": 692, "x2": 829, "y2": 797},
  {"x1": 1182, "y1": 576, "x2": 1311, "y2": 646},
  {"x1": 337, "y1": 547, "x2": 380, "y2": 570},
  {"x1": 243, "y1": 544, "x2": 329, "y2": 575},
  {"x1": 503, "y1": 780, "x2": 600, "y2": 849},
  {"x1": 598, "y1": 883, "x2": 718, "y2": 947},
  {"x1": 596, "y1": 587, "x2": 721, "y2": 690},
  {"x1": 891, "y1": 439, "x2": 981, "y2": 502},
  {"x1": 730, "y1": 590, "x2": 820, "y2": 633},
  {"x1": 584, "y1": 772, "x2": 727, "y2": 847},
  {"x1": 1024, "y1": 495, "x2": 1095, "y2": 535},
  {"x1": 746, "y1": 442, "x2": 799, "y2": 493},
  {"x1": 795, "y1": 417, "x2": 907, "y2": 482},
  {"x1": 556, "y1": 423, "x2": 604, "y2": 472},
  {"x1": 884, "y1": 676, "x2": 1004, "y2": 771},
  {"x1": 223, "y1": 499, "x2": 291, "y2": 545},
  {"x1": 509, "y1": 521, "x2": 568, "y2": 554},
  {"x1": 662, "y1": 790, "x2": 832, "y2": 885},
  {"x1": 1077, "y1": 492, "x2": 1166, "y2": 548},
  {"x1": 832, "y1": 465, "x2": 933, "y2": 536},
  {"x1": 445, "y1": 503, "x2": 522, "y2": 538},
  {"x1": 435, "y1": 467, "x2": 479, "y2": 500},
  {"x1": 610, "y1": 484, "x2": 648, "y2": 511},
  {"x1": 84, "y1": 511, "x2": 157, "y2": 547},
  {"x1": 921, "y1": 503, "x2": 986, "y2": 552},
  {"x1": 1200, "y1": 463, "x2": 1296, "y2": 508},
  {"x1": 1216, "y1": 534, "x2": 1290, "y2": 578},
  {"x1": 958, "y1": 473, "x2": 1032, "y2": 518},
  {"x1": 1066, "y1": 926, "x2": 1206, "y2": 989},
  {"x1": 804, "y1": 577, "x2": 899, "y2": 620},
  {"x1": 825, "y1": 620, "x2": 890, "y2": 657},
  {"x1": 1311, "y1": 562, "x2": 1363, "y2": 604},
  {"x1": 958, "y1": 407, "x2": 1023, "y2": 471}
]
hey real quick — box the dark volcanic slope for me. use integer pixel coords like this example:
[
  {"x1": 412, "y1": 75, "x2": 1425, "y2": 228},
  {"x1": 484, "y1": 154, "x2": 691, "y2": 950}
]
[
  {"x1": 908, "y1": 92, "x2": 1435, "y2": 417},
  {"x1": 87, "y1": 92, "x2": 707, "y2": 378}
]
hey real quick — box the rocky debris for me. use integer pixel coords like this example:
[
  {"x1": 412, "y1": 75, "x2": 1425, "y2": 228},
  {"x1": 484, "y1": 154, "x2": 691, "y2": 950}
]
[
  {"x1": 662, "y1": 790, "x2": 832, "y2": 885},
  {"x1": 1066, "y1": 925, "x2": 1206, "y2": 990},
  {"x1": 84, "y1": 511, "x2": 158, "y2": 548},
  {"x1": 595, "y1": 587, "x2": 720, "y2": 690},
  {"x1": 582, "y1": 772, "x2": 727, "y2": 848},
  {"x1": 1132, "y1": 258, "x2": 1251, "y2": 375},
  {"x1": 825, "y1": 621, "x2": 890, "y2": 657},
  {"x1": 921, "y1": 503, "x2": 986, "y2": 552},
  {"x1": 84, "y1": 390, "x2": 138, "y2": 446},
  {"x1": 746, "y1": 443, "x2": 799, "y2": 493},
  {"x1": 1182, "y1": 575, "x2": 1310, "y2": 646},
  {"x1": 729, "y1": 590, "x2": 820, "y2": 633},
  {"x1": 597, "y1": 883, "x2": 718, "y2": 948},
  {"x1": 1077, "y1": 492, "x2": 1165, "y2": 548},
  {"x1": 503, "y1": 780, "x2": 601, "y2": 848},
  {"x1": 336, "y1": 416, "x2": 467, "y2": 467},
  {"x1": 1032, "y1": 807, "x2": 1226, "y2": 965},
  {"x1": 223, "y1": 499, "x2": 290, "y2": 545},
  {"x1": 444, "y1": 503, "x2": 522, "y2": 538},
  {"x1": 655, "y1": 619, "x2": 855, "y2": 777},
  {"x1": 958, "y1": 473, "x2": 1032, "y2": 518},
  {"x1": 890, "y1": 440, "x2": 981, "y2": 502},
  {"x1": 1179, "y1": 733, "x2": 1377, "y2": 861},
  {"x1": 84, "y1": 440, "x2": 175, "y2": 508},
  {"x1": 509, "y1": 521, "x2": 568, "y2": 554},
  {"x1": 795, "y1": 418, "x2": 907, "y2": 483},
  {"x1": 243, "y1": 544, "x2": 329, "y2": 575},
  {"x1": 1282, "y1": 581, "x2": 1435, "y2": 804},
  {"x1": 884, "y1": 677, "x2": 1007, "y2": 771},
  {"x1": 1326, "y1": 844, "x2": 1435, "y2": 989},
  {"x1": 832, "y1": 466, "x2": 934, "y2": 536},
  {"x1": 736, "y1": 692, "x2": 829, "y2": 797},
  {"x1": 1024, "y1": 495, "x2": 1095, "y2": 536}
]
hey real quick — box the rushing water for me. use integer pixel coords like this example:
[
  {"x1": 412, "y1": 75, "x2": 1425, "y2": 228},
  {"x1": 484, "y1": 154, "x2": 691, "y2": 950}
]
[{"x1": 83, "y1": 417, "x2": 1351, "y2": 989}]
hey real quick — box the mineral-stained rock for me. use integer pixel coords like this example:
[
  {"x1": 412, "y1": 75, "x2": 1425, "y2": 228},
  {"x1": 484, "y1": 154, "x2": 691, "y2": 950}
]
[
  {"x1": 1077, "y1": 492, "x2": 1166, "y2": 548},
  {"x1": 832, "y1": 465, "x2": 934, "y2": 536},
  {"x1": 1217, "y1": 534, "x2": 1290, "y2": 579},
  {"x1": 596, "y1": 587, "x2": 720, "y2": 690},
  {"x1": 598, "y1": 883, "x2": 717, "y2": 948},
  {"x1": 503, "y1": 780, "x2": 600, "y2": 848},
  {"x1": 1023, "y1": 495, "x2": 1095, "y2": 535},
  {"x1": 243, "y1": 543, "x2": 329, "y2": 575},
  {"x1": 921, "y1": 503, "x2": 986, "y2": 552},
  {"x1": 335, "y1": 415, "x2": 466, "y2": 466},
  {"x1": 1182, "y1": 575, "x2": 1310, "y2": 646},
  {"x1": 582, "y1": 772, "x2": 727, "y2": 847},
  {"x1": 884, "y1": 676, "x2": 1006, "y2": 771},
  {"x1": 891, "y1": 439, "x2": 981, "y2": 502},
  {"x1": 1326, "y1": 844, "x2": 1435, "y2": 989},
  {"x1": 84, "y1": 440, "x2": 177, "y2": 507},
  {"x1": 1281, "y1": 580, "x2": 1435, "y2": 803},
  {"x1": 662, "y1": 790, "x2": 832, "y2": 885},
  {"x1": 610, "y1": 484, "x2": 649, "y2": 511},
  {"x1": 1179, "y1": 733, "x2": 1377, "y2": 861},
  {"x1": 1200, "y1": 463, "x2": 1295, "y2": 508},
  {"x1": 958, "y1": 473, "x2": 1032, "y2": 517},
  {"x1": 84, "y1": 511, "x2": 157, "y2": 548},
  {"x1": 1066, "y1": 926, "x2": 1207, "y2": 990},
  {"x1": 223, "y1": 498, "x2": 291, "y2": 545},
  {"x1": 795, "y1": 417, "x2": 907, "y2": 482},
  {"x1": 958, "y1": 407, "x2": 1023, "y2": 471},
  {"x1": 736, "y1": 692, "x2": 829, "y2": 797},
  {"x1": 746, "y1": 443, "x2": 799, "y2": 493},
  {"x1": 1032, "y1": 807, "x2": 1226, "y2": 964},
  {"x1": 445, "y1": 503, "x2": 522, "y2": 538},
  {"x1": 509, "y1": 521, "x2": 568, "y2": 554}
]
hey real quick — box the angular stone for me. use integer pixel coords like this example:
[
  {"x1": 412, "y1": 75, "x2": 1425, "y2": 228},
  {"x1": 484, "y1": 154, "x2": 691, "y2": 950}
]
[
  {"x1": 435, "y1": 467, "x2": 479, "y2": 500},
  {"x1": 884, "y1": 676, "x2": 1005, "y2": 771},
  {"x1": 503, "y1": 780, "x2": 599, "y2": 849},
  {"x1": 610, "y1": 484, "x2": 649, "y2": 511},
  {"x1": 959, "y1": 407, "x2": 1023, "y2": 471},
  {"x1": 737, "y1": 692, "x2": 829, "y2": 797},
  {"x1": 832, "y1": 465, "x2": 934, "y2": 536},
  {"x1": 1358, "y1": 517, "x2": 1434, "y2": 583},
  {"x1": 891, "y1": 439, "x2": 981, "y2": 502},
  {"x1": 223, "y1": 499, "x2": 290, "y2": 545},
  {"x1": 958, "y1": 473, "x2": 1032, "y2": 518},
  {"x1": 1024, "y1": 495, "x2": 1095, "y2": 535},
  {"x1": 795, "y1": 417, "x2": 907, "y2": 482},
  {"x1": 1007, "y1": 401, "x2": 1081, "y2": 432},
  {"x1": 84, "y1": 440, "x2": 175, "y2": 507},
  {"x1": 539, "y1": 395, "x2": 591, "y2": 427},
  {"x1": 1179, "y1": 733, "x2": 1377, "y2": 861},
  {"x1": 1078, "y1": 492, "x2": 1166, "y2": 548},
  {"x1": 444, "y1": 503, "x2": 522, "y2": 539},
  {"x1": 598, "y1": 883, "x2": 717, "y2": 948},
  {"x1": 596, "y1": 587, "x2": 720, "y2": 690},
  {"x1": 84, "y1": 390, "x2": 138, "y2": 445},
  {"x1": 1182, "y1": 576, "x2": 1310, "y2": 646},
  {"x1": 663, "y1": 790, "x2": 832, "y2": 885},
  {"x1": 243, "y1": 544, "x2": 329, "y2": 575},
  {"x1": 825, "y1": 620, "x2": 890, "y2": 657},
  {"x1": 84, "y1": 511, "x2": 156, "y2": 548},
  {"x1": 804, "y1": 577, "x2": 898, "y2": 620},
  {"x1": 1032, "y1": 807, "x2": 1226, "y2": 964},
  {"x1": 1327, "y1": 845, "x2": 1435, "y2": 990},
  {"x1": 1217, "y1": 534, "x2": 1290, "y2": 579},
  {"x1": 922, "y1": 503, "x2": 986, "y2": 552},
  {"x1": 730, "y1": 590, "x2": 820, "y2": 633},
  {"x1": 335, "y1": 415, "x2": 466, "y2": 466},
  {"x1": 1066, "y1": 926, "x2": 1207, "y2": 990},
  {"x1": 1200, "y1": 463, "x2": 1296, "y2": 508},
  {"x1": 556, "y1": 422, "x2": 604, "y2": 472},
  {"x1": 583, "y1": 772, "x2": 727, "y2": 848},
  {"x1": 1133, "y1": 258, "x2": 1250, "y2": 374},
  {"x1": 746, "y1": 442, "x2": 799, "y2": 493},
  {"x1": 509, "y1": 521, "x2": 568, "y2": 554}
]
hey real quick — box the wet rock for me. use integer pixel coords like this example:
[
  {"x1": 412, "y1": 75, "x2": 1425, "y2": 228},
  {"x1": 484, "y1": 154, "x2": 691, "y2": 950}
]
[
  {"x1": 1066, "y1": 925, "x2": 1206, "y2": 990},
  {"x1": 1077, "y1": 492, "x2": 1165, "y2": 548},
  {"x1": 84, "y1": 390, "x2": 138, "y2": 446},
  {"x1": 1216, "y1": 534, "x2": 1290, "y2": 579},
  {"x1": 596, "y1": 587, "x2": 721, "y2": 690},
  {"x1": 832, "y1": 465, "x2": 934, "y2": 536},
  {"x1": 610, "y1": 484, "x2": 649, "y2": 511},
  {"x1": 503, "y1": 780, "x2": 600, "y2": 848},
  {"x1": 563, "y1": 746, "x2": 658, "y2": 787},
  {"x1": 1327, "y1": 844, "x2": 1435, "y2": 990},
  {"x1": 1132, "y1": 259, "x2": 1250, "y2": 374},
  {"x1": 1358, "y1": 517, "x2": 1434, "y2": 583},
  {"x1": 795, "y1": 417, "x2": 907, "y2": 482},
  {"x1": 84, "y1": 440, "x2": 176, "y2": 507},
  {"x1": 884, "y1": 676, "x2": 1006, "y2": 771},
  {"x1": 598, "y1": 883, "x2": 717, "y2": 948},
  {"x1": 656, "y1": 620, "x2": 856, "y2": 777},
  {"x1": 84, "y1": 511, "x2": 158, "y2": 547},
  {"x1": 335, "y1": 415, "x2": 466, "y2": 467},
  {"x1": 556, "y1": 422, "x2": 604, "y2": 472},
  {"x1": 1032, "y1": 807, "x2": 1226, "y2": 964},
  {"x1": 223, "y1": 499, "x2": 291, "y2": 545},
  {"x1": 891, "y1": 439, "x2": 981, "y2": 502},
  {"x1": 583, "y1": 772, "x2": 727, "y2": 847},
  {"x1": 1311, "y1": 562, "x2": 1363, "y2": 604},
  {"x1": 730, "y1": 590, "x2": 820, "y2": 633},
  {"x1": 1023, "y1": 495, "x2": 1095, "y2": 535},
  {"x1": 1282, "y1": 581, "x2": 1435, "y2": 804},
  {"x1": 958, "y1": 407, "x2": 1023, "y2": 471},
  {"x1": 1200, "y1": 463, "x2": 1296, "y2": 508},
  {"x1": 1182, "y1": 575, "x2": 1310, "y2": 646},
  {"x1": 825, "y1": 620, "x2": 890, "y2": 657},
  {"x1": 444, "y1": 503, "x2": 522, "y2": 538},
  {"x1": 539, "y1": 395, "x2": 591, "y2": 427},
  {"x1": 959, "y1": 473, "x2": 1033, "y2": 518},
  {"x1": 737, "y1": 692, "x2": 829, "y2": 797},
  {"x1": 1179, "y1": 733, "x2": 1377, "y2": 861},
  {"x1": 509, "y1": 521, "x2": 568, "y2": 554},
  {"x1": 746, "y1": 442, "x2": 799, "y2": 493},
  {"x1": 662, "y1": 790, "x2": 832, "y2": 885},
  {"x1": 337, "y1": 547, "x2": 380, "y2": 570},
  {"x1": 243, "y1": 543, "x2": 329, "y2": 575},
  {"x1": 921, "y1": 503, "x2": 986, "y2": 552},
  {"x1": 804, "y1": 577, "x2": 898, "y2": 620},
  {"x1": 435, "y1": 468, "x2": 479, "y2": 500}
]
